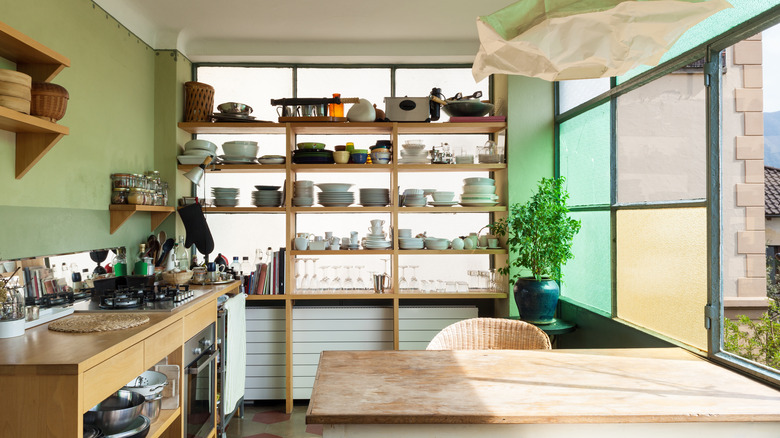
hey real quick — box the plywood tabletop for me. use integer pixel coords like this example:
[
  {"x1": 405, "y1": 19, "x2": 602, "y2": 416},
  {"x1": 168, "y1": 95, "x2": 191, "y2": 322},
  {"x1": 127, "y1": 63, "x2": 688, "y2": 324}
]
[
  {"x1": 0, "y1": 281, "x2": 238, "y2": 373},
  {"x1": 306, "y1": 348, "x2": 780, "y2": 425}
]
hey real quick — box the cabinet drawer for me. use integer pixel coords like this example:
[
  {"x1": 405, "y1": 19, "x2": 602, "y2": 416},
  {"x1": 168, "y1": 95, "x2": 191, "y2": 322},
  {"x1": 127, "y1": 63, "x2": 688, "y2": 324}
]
[
  {"x1": 83, "y1": 342, "x2": 144, "y2": 411},
  {"x1": 184, "y1": 300, "x2": 215, "y2": 341},
  {"x1": 144, "y1": 319, "x2": 182, "y2": 369}
]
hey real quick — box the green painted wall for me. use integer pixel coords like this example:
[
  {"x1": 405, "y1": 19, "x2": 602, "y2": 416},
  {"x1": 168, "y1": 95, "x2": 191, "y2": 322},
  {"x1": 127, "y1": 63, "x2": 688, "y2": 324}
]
[
  {"x1": 0, "y1": 0, "x2": 190, "y2": 265},
  {"x1": 505, "y1": 75, "x2": 555, "y2": 316}
]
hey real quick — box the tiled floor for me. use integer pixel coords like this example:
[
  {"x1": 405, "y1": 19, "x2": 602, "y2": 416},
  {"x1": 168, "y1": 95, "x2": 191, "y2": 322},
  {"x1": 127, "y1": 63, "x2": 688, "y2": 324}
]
[{"x1": 224, "y1": 401, "x2": 323, "y2": 438}]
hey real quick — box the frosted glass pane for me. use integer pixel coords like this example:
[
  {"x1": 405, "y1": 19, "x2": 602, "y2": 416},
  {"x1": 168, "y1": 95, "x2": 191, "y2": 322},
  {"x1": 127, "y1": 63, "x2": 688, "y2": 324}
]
[
  {"x1": 197, "y1": 67, "x2": 292, "y2": 122},
  {"x1": 619, "y1": 0, "x2": 780, "y2": 83},
  {"x1": 395, "y1": 68, "x2": 488, "y2": 100},
  {"x1": 616, "y1": 207, "x2": 707, "y2": 350},
  {"x1": 560, "y1": 210, "x2": 612, "y2": 315},
  {"x1": 559, "y1": 78, "x2": 611, "y2": 114},
  {"x1": 559, "y1": 103, "x2": 611, "y2": 206},
  {"x1": 616, "y1": 73, "x2": 706, "y2": 203},
  {"x1": 297, "y1": 68, "x2": 390, "y2": 111}
]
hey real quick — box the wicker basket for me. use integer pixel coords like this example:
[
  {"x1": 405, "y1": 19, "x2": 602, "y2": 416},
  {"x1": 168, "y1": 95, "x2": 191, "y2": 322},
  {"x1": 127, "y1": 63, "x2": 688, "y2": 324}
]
[
  {"x1": 30, "y1": 82, "x2": 68, "y2": 122},
  {"x1": 184, "y1": 81, "x2": 215, "y2": 122},
  {"x1": 161, "y1": 270, "x2": 193, "y2": 286}
]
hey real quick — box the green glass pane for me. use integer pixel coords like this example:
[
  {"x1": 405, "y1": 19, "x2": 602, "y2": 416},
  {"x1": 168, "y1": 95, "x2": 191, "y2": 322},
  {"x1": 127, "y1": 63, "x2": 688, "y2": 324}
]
[
  {"x1": 619, "y1": 0, "x2": 779, "y2": 83},
  {"x1": 560, "y1": 210, "x2": 612, "y2": 315},
  {"x1": 559, "y1": 103, "x2": 611, "y2": 206}
]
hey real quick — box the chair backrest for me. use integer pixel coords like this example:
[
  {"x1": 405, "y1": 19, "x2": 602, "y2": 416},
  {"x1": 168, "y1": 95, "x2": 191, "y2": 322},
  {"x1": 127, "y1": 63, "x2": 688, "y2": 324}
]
[{"x1": 426, "y1": 317, "x2": 552, "y2": 350}]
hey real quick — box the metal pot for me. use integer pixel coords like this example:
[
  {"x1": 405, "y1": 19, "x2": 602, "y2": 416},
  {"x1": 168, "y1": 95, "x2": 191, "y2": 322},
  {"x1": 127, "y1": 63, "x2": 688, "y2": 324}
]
[
  {"x1": 122, "y1": 371, "x2": 167, "y2": 398},
  {"x1": 141, "y1": 395, "x2": 161, "y2": 421},
  {"x1": 103, "y1": 415, "x2": 151, "y2": 438},
  {"x1": 84, "y1": 390, "x2": 145, "y2": 435}
]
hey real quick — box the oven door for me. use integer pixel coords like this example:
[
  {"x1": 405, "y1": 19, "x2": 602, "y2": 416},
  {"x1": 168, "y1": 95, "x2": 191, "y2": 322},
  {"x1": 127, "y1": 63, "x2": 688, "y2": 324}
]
[{"x1": 184, "y1": 346, "x2": 218, "y2": 437}]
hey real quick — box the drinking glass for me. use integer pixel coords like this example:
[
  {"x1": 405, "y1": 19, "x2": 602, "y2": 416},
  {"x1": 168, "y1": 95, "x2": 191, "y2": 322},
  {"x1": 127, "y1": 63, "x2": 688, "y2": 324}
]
[
  {"x1": 309, "y1": 258, "x2": 319, "y2": 292},
  {"x1": 295, "y1": 258, "x2": 305, "y2": 291},
  {"x1": 409, "y1": 265, "x2": 419, "y2": 290},
  {"x1": 342, "y1": 265, "x2": 354, "y2": 290},
  {"x1": 319, "y1": 265, "x2": 330, "y2": 292},
  {"x1": 355, "y1": 265, "x2": 367, "y2": 291},
  {"x1": 301, "y1": 258, "x2": 312, "y2": 291},
  {"x1": 330, "y1": 265, "x2": 342, "y2": 291},
  {"x1": 399, "y1": 265, "x2": 409, "y2": 291}
]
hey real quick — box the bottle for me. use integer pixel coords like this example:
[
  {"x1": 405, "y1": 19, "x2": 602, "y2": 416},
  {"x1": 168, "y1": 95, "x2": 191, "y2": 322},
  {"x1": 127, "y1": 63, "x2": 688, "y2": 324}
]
[
  {"x1": 62, "y1": 263, "x2": 72, "y2": 287},
  {"x1": 230, "y1": 256, "x2": 241, "y2": 275},
  {"x1": 113, "y1": 247, "x2": 127, "y2": 277},
  {"x1": 241, "y1": 256, "x2": 252, "y2": 275},
  {"x1": 175, "y1": 236, "x2": 188, "y2": 271},
  {"x1": 266, "y1": 247, "x2": 273, "y2": 263},
  {"x1": 330, "y1": 93, "x2": 344, "y2": 117},
  {"x1": 71, "y1": 269, "x2": 82, "y2": 291},
  {"x1": 254, "y1": 248, "x2": 264, "y2": 266},
  {"x1": 135, "y1": 243, "x2": 148, "y2": 275}
]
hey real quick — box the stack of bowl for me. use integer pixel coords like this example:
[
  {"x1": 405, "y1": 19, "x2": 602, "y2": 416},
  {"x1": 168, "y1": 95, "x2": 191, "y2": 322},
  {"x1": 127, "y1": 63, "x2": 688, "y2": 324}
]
[
  {"x1": 252, "y1": 185, "x2": 282, "y2": 207},
  {"x1": 351, "y1": 149, "x2": 369, "y2": 164},
  {"x1": 424, "y1": 237, "x2": 450, "y2": 250},
  {"x1": 370, "y1": 140, "x2": 392, "y2": 164},
  {"x1": 220, "y1": 140, "x2": 259, "y2": 164},
  {"x1": 359, "y1": 188, "x2": 390, "y2": 206},
  {"x1": 212, "y1": 187, "x2": 240, "y2": 207},
  {"x1": 0, "y1": 69, "x2": 32, "y2": 114},
  {"x1": 402, "y1": 188, "x2": 427, "y2": 207},
  {"x1": 399, "y1": 237, "x2": 424, "y2": 250},
  {"x1": 293, "y1": 180, "x2": 314, "y2": 206},
  {"x1": 84, "y1": 389, "x2": 149, "y2": 436},
  {"x1": 430, "y1": 191, "x2": 457, "y2": 207},
  {"x1": 316, "y1": 183, "x2": 355, "y2": 207},
  {"x1": 460, "y1": 177, "x2": 498, "y2": 206},
  {"x1": 179, "y1": 139, "x2": 217, "y2": 165},
  {"x1": 399, "y1": 140, "x2": 428, "y2": 164}
]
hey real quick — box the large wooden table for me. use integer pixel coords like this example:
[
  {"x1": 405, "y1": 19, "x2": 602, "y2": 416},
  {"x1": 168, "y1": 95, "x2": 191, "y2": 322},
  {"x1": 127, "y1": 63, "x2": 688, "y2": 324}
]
[{"x1": 307, "y1": 348, "x2": 780, "y2": 437}]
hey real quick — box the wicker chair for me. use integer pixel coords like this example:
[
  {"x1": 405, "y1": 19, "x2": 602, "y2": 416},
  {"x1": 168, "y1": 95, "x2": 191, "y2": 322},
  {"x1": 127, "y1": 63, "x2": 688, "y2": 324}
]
[{"x1": 426, "y1": 317, "x2": 552, "y2": 350}]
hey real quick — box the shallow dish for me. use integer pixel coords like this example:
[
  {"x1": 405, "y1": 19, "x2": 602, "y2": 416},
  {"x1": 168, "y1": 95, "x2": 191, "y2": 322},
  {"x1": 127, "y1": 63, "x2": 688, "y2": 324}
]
[
  {"x1": 463, "y1": 177, "x2": 495, "y2": 186},
  {"x1": 255, "y1": 185, "x2": 281, "y2": 191},
  {"x1": 316, "y1": 183, "x2": 354, "y2": 192},
  {"x1": 217, "y1": 102, "x2": 252, "y2": 114},
  {"x1": 297, "y1": 142, "x2": 326, "y2": 150},
  {"x1": 84, "y1": 390, "x2": 145, "y2": 435},
  {"x1": 258, "y1": 157, "x2": 285, "y2": 164},
  {"x1": 184, "y1": 139, "x2": 217, "y2": 154}
]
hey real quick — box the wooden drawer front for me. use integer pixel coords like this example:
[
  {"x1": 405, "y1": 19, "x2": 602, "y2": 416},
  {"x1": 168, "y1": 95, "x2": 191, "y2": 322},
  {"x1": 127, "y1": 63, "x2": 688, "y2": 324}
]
[
  {"x1": 83, "y1": 342, "x2": 144, "y2": 411},
  {"x1": 184, "y1": 300, "x2": 215, "y2": 341},
  {"x1": 144, "y1": 319, "x2": 182, "y2": 369}
]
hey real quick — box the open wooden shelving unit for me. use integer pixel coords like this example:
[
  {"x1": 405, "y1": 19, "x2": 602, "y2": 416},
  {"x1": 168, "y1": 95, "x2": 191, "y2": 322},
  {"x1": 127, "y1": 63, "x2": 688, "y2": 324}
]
[
  {"x1": 108, "y1": 204, "x2": 175, "y2": 234},
  {"x1": 0, "y1": 22, "x2": 71, "y2": 179},
  {"x1": 178, "y1": 120, "x2": 509, "y2": 411}
]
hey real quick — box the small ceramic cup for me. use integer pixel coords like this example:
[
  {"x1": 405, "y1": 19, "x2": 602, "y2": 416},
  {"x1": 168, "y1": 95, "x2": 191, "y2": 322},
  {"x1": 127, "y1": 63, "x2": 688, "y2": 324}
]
[
  {"x1": 351, "y1": 152, "x2": 368, "y2": 164},
  {"x1": 333, "y1": 150, "x2": 350, "y2": 164},
  {"x1": 398, "y1": 228, "x2": 412, "y2": 238},
  {"x1": 488, "y1": 238, "x2": 499, "y2": 248}
]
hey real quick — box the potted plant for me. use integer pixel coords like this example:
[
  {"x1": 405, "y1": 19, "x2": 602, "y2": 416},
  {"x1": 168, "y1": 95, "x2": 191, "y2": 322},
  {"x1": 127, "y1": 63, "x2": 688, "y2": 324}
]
[{"x1": 491, "y1": 177, "x2": 581, "y2": 323}]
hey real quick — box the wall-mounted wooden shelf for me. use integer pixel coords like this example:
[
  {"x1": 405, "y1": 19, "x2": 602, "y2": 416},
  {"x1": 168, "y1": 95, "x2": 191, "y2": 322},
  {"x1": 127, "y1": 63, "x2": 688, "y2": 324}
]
[
  {"x1": 0, "y1": 22, "x2": 71, "y2": 179},
  {"x1": 109, "y1": 205, "x2": 175, "y2": 234}
]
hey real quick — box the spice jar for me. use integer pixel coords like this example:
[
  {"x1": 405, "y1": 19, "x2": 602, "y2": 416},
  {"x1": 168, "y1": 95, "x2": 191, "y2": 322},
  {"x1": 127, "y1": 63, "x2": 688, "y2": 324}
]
[
  {"x1": 128, "y1": 188, "x2": 145, "y2": 205},
  {"x1": 111, "y1": 173, "x2": 133, "y2": 189},
  {"x1": 111, "y1": 188, "x2": 129, "y2": 204}
]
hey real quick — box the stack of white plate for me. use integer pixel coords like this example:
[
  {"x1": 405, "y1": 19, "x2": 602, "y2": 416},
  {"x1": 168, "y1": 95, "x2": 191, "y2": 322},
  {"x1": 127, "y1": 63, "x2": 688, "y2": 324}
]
[
  {"x1": 316, "y1": 183, "x2": 355, "y2": 207},
  {"x1": 460, "y1": 177, "x2": 498, "y2": 206},
  {"x1": 212, "y1": 187, "x2": 239, "y2": 207},
  {"x1": 363, "y1": 228, "x2": 392, "y2": 250},
  {"x1": 398, "y1": 141, "x2": 429, "y2": 164},
  {"x1": 402, "y1": 188, "x2": 427, "y2": 207},
  {"x1": 219, "y1": 154, "x2": 257, "y2": 164},
  {"x1": 359, "y1": 188, "x2": 390, "y2": 206},
  {"x1": 178, "y1": 139, "x2": 217, "y2": 165},
  {"x1": 293, "y1": 180, "x2": 314, "y2": 207},
  {"x1": 252, "y1": 186, "x2": 282, "y2": 207},
  {"x1": 399, "y1": 237, "x2": 424, "y2": 250}
]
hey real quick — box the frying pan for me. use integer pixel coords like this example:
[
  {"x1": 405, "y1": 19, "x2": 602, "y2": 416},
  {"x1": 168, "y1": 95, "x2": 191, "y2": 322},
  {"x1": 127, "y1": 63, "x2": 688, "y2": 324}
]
[{"x1": 431, "y1": 95, "x2": 494, "y2": 118}]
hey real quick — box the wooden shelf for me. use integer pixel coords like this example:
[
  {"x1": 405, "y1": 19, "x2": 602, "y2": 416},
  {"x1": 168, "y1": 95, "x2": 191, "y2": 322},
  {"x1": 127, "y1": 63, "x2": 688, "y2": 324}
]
[
  {"x1": 290, "y1": 122, "x2": 394, "y2": 135},
  {"x1": 109, "y1": 205, "x2": 175, "y2": 234},
  {"x1": 400, "y1": 205, "x2": 506, "y2": 213},
  {"x1": 292, "y1": 163, "x2": 392, "y2": 172},
  {"x1": 0, "y1": 23, "x2": 70, "y2": 179},
  {"x1": 291, "y1": 206, "x2": 392, "y2": 213},
  {"x1": 178, "y1": 163, "x2": 286, "y2": 173},
  {"x1": 289, "y1": 249, "x2": 505, "y2": 255},
  {"x1": 290, "y1": 249, "x2": 394, "y2": 256},
  {"x1": 177, "y1": 121, "x2": 286, "y2": 134},
  {"x1": 246, "y1": 291, "x2": 507, "y2": 300},
  {"x1": 397, "y1": 163, "x2": 505, "y2": 172},
  {"x1": 204, "y1": 206, "x2": 285, "y2": 213},
  {"x1": 398, "y1": 122, "x2": 507, "y2": 135},
  {"x1": 147, "y1": 407, "x2": 181, "y2": 438},
  {"x1": 398, "y1": 249, "x2": 506, "y2": 254}
]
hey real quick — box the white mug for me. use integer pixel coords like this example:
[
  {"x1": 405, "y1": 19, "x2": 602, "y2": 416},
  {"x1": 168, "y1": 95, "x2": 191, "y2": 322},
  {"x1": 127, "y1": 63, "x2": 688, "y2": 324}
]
[
  {"x1": 325, "y1": 231, "x2": 333, "y2": 240},
  {"x1": 350, "y1": 231, "x2": 359, "y2": 244},
  {"x1": 369, "y1": 226, "x2": 383, "y2": 235},
  {"x1": 294, "y1": 236, "x2": 309, "y2": 250},
  {"x1": 398, "y1": 228, "x2": 412, "y2": 238},
  {"x1": 370, "y1": 219, "x2": 384, "y2": 228}
]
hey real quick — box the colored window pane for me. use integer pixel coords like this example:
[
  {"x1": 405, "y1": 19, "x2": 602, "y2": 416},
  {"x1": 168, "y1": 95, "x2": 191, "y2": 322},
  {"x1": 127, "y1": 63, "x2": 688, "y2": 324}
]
[
  {"x1": 616, "y1": 207, "x2": 708, "y2": 350},
  {"x1": 559, "y1": 103, "x2": 611, "y2": 206},
  {"x1": 297, "y1": 68, "x2": 389, "y2": 111},
  {"x1": 197, "y1": 66, "x2": 292, "y2": 122},
  {"x1": 560, "y1": 210, "x2": 612, "y2": 315},
  {"x1": 559, "y1": 78, "x2": 611, "y2": 114},
  {"x1": 616, "y1": 73, "x2": 706, "y2": 203}
]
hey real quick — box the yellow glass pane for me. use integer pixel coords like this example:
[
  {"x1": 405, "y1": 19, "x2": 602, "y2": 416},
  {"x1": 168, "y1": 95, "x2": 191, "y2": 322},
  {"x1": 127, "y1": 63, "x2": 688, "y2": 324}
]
[{"x1": 616, "y1": 207, "x2": 707, "y2": 350}]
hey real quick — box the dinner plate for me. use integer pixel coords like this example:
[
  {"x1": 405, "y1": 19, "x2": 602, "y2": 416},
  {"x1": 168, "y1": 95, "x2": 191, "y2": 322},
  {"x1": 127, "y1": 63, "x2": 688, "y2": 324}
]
[
  {"x1": 430, "y1": 201, "x2": 458, "y2": 206},
  {"x1": 258, "y1": 157, "x2": 285, "y2": 164},
  {"x1": 460, "y1": 201, "x2": 499, "y2": 207}
]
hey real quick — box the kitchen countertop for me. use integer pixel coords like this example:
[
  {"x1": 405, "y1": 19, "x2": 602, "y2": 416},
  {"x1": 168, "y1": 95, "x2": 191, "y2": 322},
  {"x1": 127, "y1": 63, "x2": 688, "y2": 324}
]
[{"x1": 0, "y1": 281, "x2": 239, "y2": 374}]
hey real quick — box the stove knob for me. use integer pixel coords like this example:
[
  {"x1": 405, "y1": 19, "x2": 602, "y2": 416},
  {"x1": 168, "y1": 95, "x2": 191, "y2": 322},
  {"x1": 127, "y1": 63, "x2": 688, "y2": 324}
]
[
  {"x1": 202, "y1": 339, "x2": 212, "y2": 348},
  {"x1": 192, "y1": 347, "x2": 202, "y2": 356}
]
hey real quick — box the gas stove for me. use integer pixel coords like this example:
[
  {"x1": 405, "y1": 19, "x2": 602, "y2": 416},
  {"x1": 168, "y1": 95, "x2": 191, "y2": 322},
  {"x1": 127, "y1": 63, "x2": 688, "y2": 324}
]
[{"x1": 74, "y1": 284, "x2": 200, "y2": 313}]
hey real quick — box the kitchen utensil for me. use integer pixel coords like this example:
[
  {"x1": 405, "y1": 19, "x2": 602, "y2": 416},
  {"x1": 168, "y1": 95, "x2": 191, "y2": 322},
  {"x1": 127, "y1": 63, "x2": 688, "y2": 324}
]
[
  {"x1": 102, "y1": 414, "x2": 150, "y2": 438},
  {"x1": 177, "y1": 202, "x2": 215, "y2": 256},
  {"x1": 140, "y1": 394, "x2": 162, "y2": 421},
  {"x1": 84, "y1": 390, "x2": 146, "y2": 435},
  {"x1": 90, "y1": 250, "x2": 109, "y2": 276},
  {"x1": 123, "y1": 371, "x2": 168, "y2": 398},
  {"x1": 373, "y1": 273, "x2": 391, "y2": 293},
  {"x1": 440, "y1": 99, "x2": 494, "y2": 118},
  {"x1": 448, "y1": 91, "x2": 483, "y2": 101},
  {"x1": 217, "y1": 102, "x2": 252, "y2": 114},
  {"x1": 83, "y1": 424, "x2": 102, "y2": 438},
  {"x1": 156, "y1": 238, "x2": 175, "y2": 267}
]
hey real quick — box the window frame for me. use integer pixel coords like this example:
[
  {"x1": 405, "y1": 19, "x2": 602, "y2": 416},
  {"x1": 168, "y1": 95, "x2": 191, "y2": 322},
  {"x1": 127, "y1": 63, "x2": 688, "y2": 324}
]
[{"x1": 554, "y1": 4, "x2": 780, "y2": 387}]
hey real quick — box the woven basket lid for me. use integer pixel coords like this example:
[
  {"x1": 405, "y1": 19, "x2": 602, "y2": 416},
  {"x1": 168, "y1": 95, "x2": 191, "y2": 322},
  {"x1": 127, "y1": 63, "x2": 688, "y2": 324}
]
[{"x1": 31, "y1": 82, "x2": 69, "y2": 99}]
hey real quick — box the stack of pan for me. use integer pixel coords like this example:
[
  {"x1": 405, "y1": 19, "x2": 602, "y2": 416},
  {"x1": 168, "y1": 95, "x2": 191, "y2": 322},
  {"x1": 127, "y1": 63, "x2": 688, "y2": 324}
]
[{"x1": 0, "y1": 69, "x2": 32, "y2": 114}]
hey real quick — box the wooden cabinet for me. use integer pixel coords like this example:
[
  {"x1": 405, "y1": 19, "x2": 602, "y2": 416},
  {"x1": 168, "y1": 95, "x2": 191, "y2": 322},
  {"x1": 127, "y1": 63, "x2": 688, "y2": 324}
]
[{"x1": 0, "y1": 22, "x2": 70, "y2": 179}]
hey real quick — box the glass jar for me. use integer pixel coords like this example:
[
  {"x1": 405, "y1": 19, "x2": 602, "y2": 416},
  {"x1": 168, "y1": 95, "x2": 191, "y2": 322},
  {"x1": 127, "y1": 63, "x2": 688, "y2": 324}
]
[
  {"x1": 111, "y1": 188, "x2": 129, "y2": 204},
  {"x1": 1, "y1": 285, "x2": 25, "y2": 321},
  {"x1": 111, "y1": 173, "x2": 133, "y2": 189},
  {"x1": 128, "y1": 188, "x2": 145, "y2": 205}
]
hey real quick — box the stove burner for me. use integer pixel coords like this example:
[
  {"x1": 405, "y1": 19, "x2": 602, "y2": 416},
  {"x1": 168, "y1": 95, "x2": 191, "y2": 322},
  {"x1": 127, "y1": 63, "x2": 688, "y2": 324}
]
[{"x1": 96, "y1": 284, "x2": 194, "y2": 310}]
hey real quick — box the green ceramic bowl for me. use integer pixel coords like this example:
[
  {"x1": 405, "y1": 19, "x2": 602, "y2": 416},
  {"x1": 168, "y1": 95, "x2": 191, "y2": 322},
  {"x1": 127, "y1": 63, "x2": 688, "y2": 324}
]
[{"x1": 297, "y1": 142, "x2": 326, "y2": 150}]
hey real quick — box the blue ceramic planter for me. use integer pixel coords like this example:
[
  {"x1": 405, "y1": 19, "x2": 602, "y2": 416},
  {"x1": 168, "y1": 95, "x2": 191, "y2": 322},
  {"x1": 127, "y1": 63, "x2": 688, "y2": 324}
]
[{"x1": 513, "y1": 278, "x2": 559, "y2": 324}]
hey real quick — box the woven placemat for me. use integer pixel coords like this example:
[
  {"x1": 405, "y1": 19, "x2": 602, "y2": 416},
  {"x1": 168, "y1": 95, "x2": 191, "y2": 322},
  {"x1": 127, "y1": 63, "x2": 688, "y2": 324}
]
[{"x1": 48, "y1": 313, "x2": 150, "y2": 333}]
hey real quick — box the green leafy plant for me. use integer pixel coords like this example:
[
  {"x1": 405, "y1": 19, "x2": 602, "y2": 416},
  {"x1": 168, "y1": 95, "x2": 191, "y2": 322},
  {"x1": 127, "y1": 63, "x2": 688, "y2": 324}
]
[{"x1": 491, "y1": 177, "x2": 581, "y2": 283}]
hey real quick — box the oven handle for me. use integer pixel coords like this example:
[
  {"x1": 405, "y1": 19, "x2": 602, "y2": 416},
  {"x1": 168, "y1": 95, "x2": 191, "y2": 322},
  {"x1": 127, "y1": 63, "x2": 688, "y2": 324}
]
[{"x1": 186, "y1": 349, "x2": 218, "y2": 375}]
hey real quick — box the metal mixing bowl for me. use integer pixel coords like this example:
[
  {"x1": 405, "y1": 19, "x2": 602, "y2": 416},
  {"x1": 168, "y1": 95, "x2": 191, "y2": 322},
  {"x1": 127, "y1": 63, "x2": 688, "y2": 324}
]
[
  {"x1": 441, "y1": 100, "x2": 494, "y2": 117},
  {"x1": 84, "y1": 390, "x2": 146, "y2": 435},
  {"x1": 217, "y1": 102, "x2": 253, "y2": 115}
]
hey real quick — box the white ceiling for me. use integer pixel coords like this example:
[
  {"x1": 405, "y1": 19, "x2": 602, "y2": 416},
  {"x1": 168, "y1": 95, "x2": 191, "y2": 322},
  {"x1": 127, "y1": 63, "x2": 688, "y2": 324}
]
[{"x1": 94, "y1": 0, "x2": 514, "y2": 64}]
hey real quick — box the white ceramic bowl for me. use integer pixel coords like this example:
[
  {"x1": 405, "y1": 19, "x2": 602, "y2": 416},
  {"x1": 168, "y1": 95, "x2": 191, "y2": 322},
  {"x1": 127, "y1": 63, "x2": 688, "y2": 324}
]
[
  {"x1": 463, "y1": 177, "x2": 495, "y2": 186},
  {"x1": 184, "y1": 139, "x2": 217, "y2": 154},
  {"x1": 374, "y1": 157, "x2": 391, "y2": 164},
  {"x1": 402, "y1": 142, "x2": 426, "y2": 151},
  {"x1": 463, "y1": 184, "x2": 496, "y2": 194},
  {"x1": 222, "y1": 141, "x2": 259, "y2": 157},
  {"x1": 403, "y1": 188, "x2": 424, "y2": 196},
  {"x1": 424, "y1": 238, "x2": 450, "y2": 250},
  {"x1": 431, "y1": 191, "x2": 455, "y2": 202},
  {"x1": 316, "y1": 183, "x2": 354, "y2": 192}
]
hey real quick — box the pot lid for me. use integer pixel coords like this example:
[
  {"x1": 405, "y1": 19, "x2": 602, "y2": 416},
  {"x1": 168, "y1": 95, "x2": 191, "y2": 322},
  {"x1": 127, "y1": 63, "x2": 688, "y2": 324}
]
[{"x1": 83, "y1": 424, "x2": 102, "y2": 438}]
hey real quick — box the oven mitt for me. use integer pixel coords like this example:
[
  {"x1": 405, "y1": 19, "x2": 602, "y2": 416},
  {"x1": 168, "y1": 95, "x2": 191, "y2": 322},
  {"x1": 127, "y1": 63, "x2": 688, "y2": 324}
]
[{"x1": 177, "y1": 202, "x2": 215, "y2": 255}]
